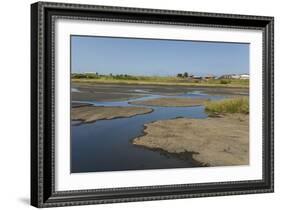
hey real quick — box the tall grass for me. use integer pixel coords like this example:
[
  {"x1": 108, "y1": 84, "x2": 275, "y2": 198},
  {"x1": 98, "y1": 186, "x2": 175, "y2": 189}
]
[{"x1": 205, "y1": 97, "x2": 249, "y2": 114}]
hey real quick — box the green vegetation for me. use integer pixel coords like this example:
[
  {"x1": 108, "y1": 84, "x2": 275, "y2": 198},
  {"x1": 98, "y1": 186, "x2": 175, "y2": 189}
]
[
  {"x1": 71, "y1": 73, "x2": 249, "y2": 88},
  {"x1": 220, "y1": 79, "x2": 230, "y2": 84},
  {"x1": 71, "y1": 73, "x2": 100, "y2": 79},
  {"x1": 205, "y1": 97, "x2": 249, "y2": 115},
  {"x1": 204, "y1": 78, "x2": 249, "y2": 86}
]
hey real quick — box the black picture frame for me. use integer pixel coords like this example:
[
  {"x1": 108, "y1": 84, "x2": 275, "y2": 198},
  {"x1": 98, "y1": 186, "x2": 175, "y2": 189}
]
[{"x1": 31, "y1": 1, "x2": 274, "y2": 208}]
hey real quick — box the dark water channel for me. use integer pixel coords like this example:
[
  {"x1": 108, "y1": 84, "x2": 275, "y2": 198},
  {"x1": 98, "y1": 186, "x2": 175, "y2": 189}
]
[{"x1": 71, "y1": 92, "x2": 224, "y2": 173}]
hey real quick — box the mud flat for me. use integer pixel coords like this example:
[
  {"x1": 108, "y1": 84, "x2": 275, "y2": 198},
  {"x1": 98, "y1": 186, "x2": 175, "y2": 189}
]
[
  {"x1": 72, "y1": 102, "x2": 92, "y2": 108},
  {"x1": 129, "y1": 98, "x2": 208, "y2": 107},
  {"x1": 72, "y1": 83, "x2": 249, "y2": 102},
  {"x1": 72, "y1": 105, "x2": 153, "y2": 123},
  {"x1": 133, "y1": 114, "x2": 249, "y2": 166}
]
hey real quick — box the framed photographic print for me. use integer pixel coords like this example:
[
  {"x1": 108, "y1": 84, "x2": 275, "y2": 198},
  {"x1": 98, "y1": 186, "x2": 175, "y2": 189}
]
[{"x1": 31, "y1": 1, "x2": 274, "y2": 208}]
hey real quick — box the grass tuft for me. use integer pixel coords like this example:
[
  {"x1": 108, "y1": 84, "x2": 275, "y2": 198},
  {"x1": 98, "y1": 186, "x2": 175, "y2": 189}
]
[{"x1": 205, "y1": 97, "x2": 249, "y2": 115}]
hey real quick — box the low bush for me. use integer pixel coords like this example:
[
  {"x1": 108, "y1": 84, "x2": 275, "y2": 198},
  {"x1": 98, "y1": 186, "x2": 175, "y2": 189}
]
[{"x1": 220, "y1": 79, "x2": 230, "y2": 84}]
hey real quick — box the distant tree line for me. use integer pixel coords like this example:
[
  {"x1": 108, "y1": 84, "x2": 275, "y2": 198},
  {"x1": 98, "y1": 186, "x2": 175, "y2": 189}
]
[
  {"x1": 71, "y1": 73, "x2": 99, "y2": 79},
  {"x1": 71, "y1": 73, "x2": 140, "y2": 80},
  {"x1": 177, "y1": 72, "x2": 189, "y2": 78},
  {"x1": 112, "y1": 74, "x2": 139, "y2": 80}
]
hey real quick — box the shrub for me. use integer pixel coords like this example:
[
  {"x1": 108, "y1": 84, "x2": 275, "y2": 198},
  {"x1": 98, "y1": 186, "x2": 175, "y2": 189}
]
[{"x1": 220, "y1": 79, "x2": 230, "y2": 84}]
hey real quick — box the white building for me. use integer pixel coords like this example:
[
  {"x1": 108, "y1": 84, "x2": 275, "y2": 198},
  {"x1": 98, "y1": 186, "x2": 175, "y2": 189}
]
[
  {"x1": 220, "y1": 73, "x2": 249, "y2": 80},
  {"x1": 239, "y1": 74, "x2": 250, "y2": 79}
]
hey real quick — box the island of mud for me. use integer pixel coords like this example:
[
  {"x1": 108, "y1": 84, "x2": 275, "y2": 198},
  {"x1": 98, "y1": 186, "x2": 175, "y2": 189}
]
[
  {"x1": 72, "y1": 105, "x2": 153, "y2": 123},
  {"x1": 133, "y1": 114, "x2": 249, "y2": 166}
]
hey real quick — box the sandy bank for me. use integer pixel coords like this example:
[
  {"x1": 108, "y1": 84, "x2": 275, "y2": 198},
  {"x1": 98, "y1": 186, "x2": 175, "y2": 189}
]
[
  {"x1": 129, "y1": 98, "x2": 207, "y2": 107},
  {"x1": 133, "y1": 114, "x2": 249, "y2": 166},
  {"x1": 72, "y1": 105, "x2": 153, "y2": 123}
]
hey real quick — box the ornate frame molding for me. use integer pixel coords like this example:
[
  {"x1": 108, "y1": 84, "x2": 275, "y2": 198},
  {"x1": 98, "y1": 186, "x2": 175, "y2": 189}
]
[{"x1": 31, "y1": 2, "x2": 274, "y2": 207}]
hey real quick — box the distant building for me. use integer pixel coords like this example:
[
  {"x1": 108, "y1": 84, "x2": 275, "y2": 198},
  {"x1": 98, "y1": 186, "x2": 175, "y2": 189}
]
[
  {"x1": 231, "y1": 75, "x2": 241, "y2": 79},
  {"x1": 240, "y1": 74, "x2": 250, "y2": 79},
  {"x1": 204, "y1": 74, "x2": 216, "y2": 80},
  {"x1": 83, "y1": 72, "x2": 98, "y2": 75},
  {"x1": 219, "y1": 74, "x2": 249, "y2": 80},
  {"x1": 219, "y1": 74, "x2": 236, "y2": 79},
  {"x1": 192, "y1": 76, "x2": 203, "y2": 81}
]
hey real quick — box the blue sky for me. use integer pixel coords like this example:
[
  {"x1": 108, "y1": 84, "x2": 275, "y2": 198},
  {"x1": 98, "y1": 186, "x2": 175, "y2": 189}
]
[{"x1": 71, "y1": 35, "x2": 249, "y2": 76}]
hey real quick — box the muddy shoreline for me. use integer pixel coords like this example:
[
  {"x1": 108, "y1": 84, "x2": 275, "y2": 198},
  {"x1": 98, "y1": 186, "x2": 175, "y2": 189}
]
[
  {"x1": 132, "y1": 143, "x2": 206, "y2": 167},
  {"x1": 132, "y1": 114, "x2": 249, "y2": 166},
  {"x1": 129, "y1": 117, "x2": 206, "y2": 167},
  {"x1": 72, "y1": 105, "x2": 153, "y2": 123}
]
